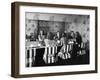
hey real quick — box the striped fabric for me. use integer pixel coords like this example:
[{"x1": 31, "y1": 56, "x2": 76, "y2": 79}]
[
  {"x1": 25, "y1": 47, "x2": 36, "y2": 67},
  {"x1": 58, "y1": 44, "x2": 73, "y2": 60},
  {"x1": 43, "y1": 46, "x2": 57, "y2": 64},
  {"x1": 25, "y1": 43, "x2": 76, "y2": 67}
]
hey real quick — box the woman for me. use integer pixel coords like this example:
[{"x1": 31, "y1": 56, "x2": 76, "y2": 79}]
[
  {"x1": 44, "y1": 32, "x2": 51, "y2": 47},
  {"x1": 38, "y1": 30, "x2": 45, "y2": 41},
  {"x1": 70, "y1": 31, "x2": 82, "y2": 59},
  {"x1": 75, "y1": 31, "x2": 82, "y2": 55},
  {"x1": 38, "y1": 30, "x2": 45, "y2": 46},
  {"x1": 54, "y1": 31, "x2": 61, "y2": 45},
  {"x1": 60, "y1": 33, "x2": 67, "y2": 46},
  {"x1": 57, "y1": 33, "x2": 70, "y2": 60},
  {"x1": 75, "y1": 32, "x2": 82, "y2": 47}
]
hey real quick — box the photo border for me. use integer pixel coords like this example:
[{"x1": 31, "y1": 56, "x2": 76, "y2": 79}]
[{"x1": 11, "y1": 2, "x2": 98, "y2": 78}]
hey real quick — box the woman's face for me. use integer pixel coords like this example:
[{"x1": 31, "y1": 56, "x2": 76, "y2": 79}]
[
  {"x1": 57, "y1": 32, "x2": 60, "y2": 37},
  {"x1": 40, "y1": 31, "x2": 43, "y2": 35},
  {"x1": 64, "y1": 31, "x2": 67, "y2": 33},
  {"x1": 71, "y1": 32, "x2": 74, "y2": 37},
  {"x1": 75, "y1": 32, "x2": 79, "y2": 37}
]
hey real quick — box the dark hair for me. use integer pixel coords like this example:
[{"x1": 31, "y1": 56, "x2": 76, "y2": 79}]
[
  {"x1": 39, "y1": 30, "x2": 44, "y2": 35},
  {"x1": 62, "y1": 33, "x2": 66, "y2": 37},
  {"x1": 76, "y1": 31, "x2": 81, "y2": 36}
]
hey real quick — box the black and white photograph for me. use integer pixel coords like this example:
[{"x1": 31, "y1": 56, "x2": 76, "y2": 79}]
[
  {"x1": 11, "y1": 2, "x2": 97, "y2": 77},
  {"x1": 25, "y1": 12, "x2": 90, "y2": 67}
]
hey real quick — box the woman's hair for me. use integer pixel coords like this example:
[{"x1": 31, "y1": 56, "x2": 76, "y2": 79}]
[
  {"x1": 39, "y1": 30, "x2": 44, "y2": 35},
  {"x1": 61, "y1": 33, "x2": 66, "y2": 37},
  {"x1": 76, "y1": 31, "x2": 81, "y2": 37}
]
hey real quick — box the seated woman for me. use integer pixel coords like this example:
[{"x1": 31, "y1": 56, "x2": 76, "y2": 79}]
[
  {"x1": 68, "y1": 31, "x2": 76, "y2": 42},
  {"x1": 54, "y1": 31, "x2": 61, "y2": 46},
  {"x1": 44, "y1": 32, "x2": 51, "y2": 47},
  {"x1": 38, "y1": 30, "x2": 45, "y2": 46},
  {"x1": 67, "y1": 31, "x2": 76, "y2": 54},
  {"x1": 57, "y1": 33, "x2": 71, "y2": 60},
  {"x1": 75, "y1": 31, "x2": 82, "y2": 48},
  {"x1": 75, "y1": 31, "x2": 82, "y2": 55},
  {"x1": 30, "y1": 33, "x2": 36, "y2": 41}
]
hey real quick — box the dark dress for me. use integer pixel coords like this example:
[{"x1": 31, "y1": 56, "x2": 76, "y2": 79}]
[{"x1": 76, "y1": 35, "x2": 82, "y2": 46}]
